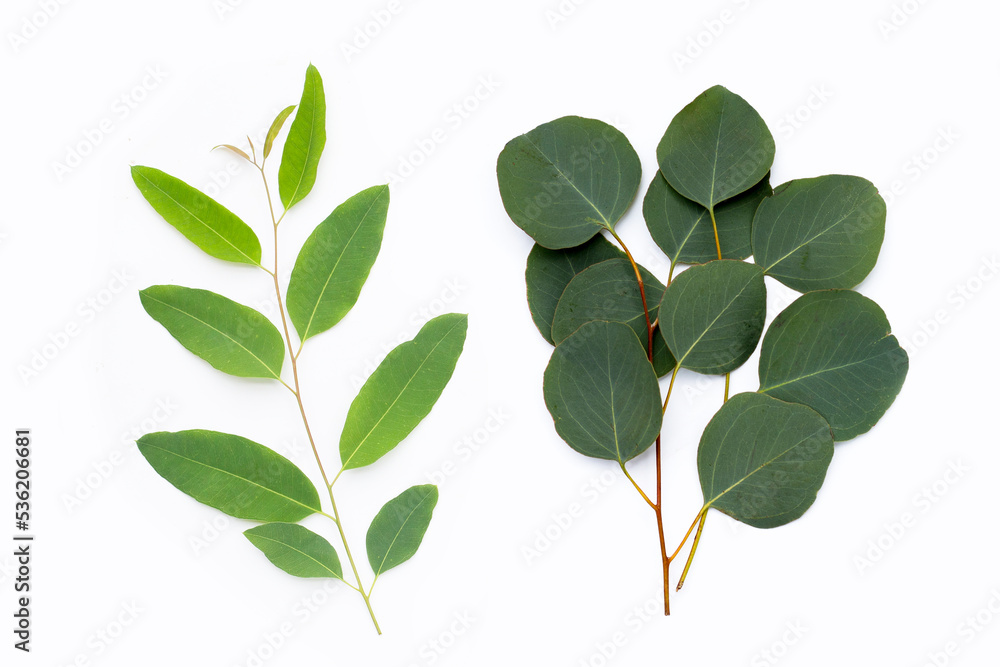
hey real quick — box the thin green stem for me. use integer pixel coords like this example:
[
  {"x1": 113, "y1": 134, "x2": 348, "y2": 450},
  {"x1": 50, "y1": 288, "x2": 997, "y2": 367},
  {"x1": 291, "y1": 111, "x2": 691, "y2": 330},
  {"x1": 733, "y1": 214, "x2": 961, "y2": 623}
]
[
  {"x1": 620, "y1": 462, "x2": 656, "y2": 509},
  {"x1": 328, "y1": 491, "x2": 381, "y2": 633},
  {"x1": 669, "y1": 506, "x2": 707, "y2": 562},
  {"x1": 607, "y1": 229, "x2": 654, "y2": 361},
  {"x1": 709, "y1": 206, "x2": 722, "y2": 261},
  {"x1": 676, "y1": 510, "x2": 707, "y2": 591},
  {"x1": 663, "y1": 364, "x2": 679, "y2": 416},
  {"x1": 724, "y1": 373, "x2": 731, "y2": 403}
]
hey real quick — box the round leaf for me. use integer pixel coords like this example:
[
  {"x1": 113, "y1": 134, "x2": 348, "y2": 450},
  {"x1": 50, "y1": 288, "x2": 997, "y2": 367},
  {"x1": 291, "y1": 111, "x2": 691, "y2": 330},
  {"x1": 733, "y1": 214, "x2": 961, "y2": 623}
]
[
  {"x1": 245, "y1": 523, "x2": 343, "y2": 580},
  {"x1": 366, "y1": 485, "x2": 438, "y2": 578},
  {"x1": 497, "y1": 116, "x2": 641, "y2": 249},
  {"x1": 751, "y1": 175, "x2": 886, "y2": 292},
  {"x1": 698, "y1": 393, "x2": 834, "y2": 528},
  {"x1": 658, "y1": 260, "x2": 766, "y2": 375},
  {"x1": 543, "y1": 320, "x2": 662, "y2": 462},
  {"x1": 758, "y1": 290, "x2": 908, "y2": 441}
]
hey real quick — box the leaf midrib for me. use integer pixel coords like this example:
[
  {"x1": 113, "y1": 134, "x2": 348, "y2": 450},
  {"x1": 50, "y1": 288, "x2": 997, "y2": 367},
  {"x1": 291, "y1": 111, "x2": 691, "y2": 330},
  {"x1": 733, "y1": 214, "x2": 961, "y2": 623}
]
[
  {"x1": 249, "y1": 532, "x2": 342, "y2": 579},
  {"x1": 371, "y1": 491, "x2": 434, "y2": 577},
  {"x1": 286, "y1": 72, "x2": 321, "y2": 207},
  {"x1": 523, "y1": 135, "x2": 611, "y2": 228}
]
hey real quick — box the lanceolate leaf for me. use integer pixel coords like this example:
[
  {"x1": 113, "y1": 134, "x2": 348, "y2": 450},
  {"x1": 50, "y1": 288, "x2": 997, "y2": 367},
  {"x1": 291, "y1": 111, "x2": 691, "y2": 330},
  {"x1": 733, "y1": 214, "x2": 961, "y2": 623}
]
[
  {"x1": 658, "y1": 260, "x2": 766, "y2": 375},
  {"x1": 698, "y1": 393, "x2": 834, "y2": 528},
  {"x1": 279, "y1": 65, "x2": 326, "y2": 210},
  {"x1": 525, "y1": 235, "x2": 624, "y2": 345},
  {"x1": 497, "y1": 116, "x2": 641, "y2": 249},
  {"x1": 131, "y1": 165, "x2": 261, "y2": 265},
  {"x1": 643, "y1": 170, "x2": 771, "y2": 265},
  {"x1": 366, "y1": 485, "x2": 438, "y2": 578},
  {"x1": 139, "y1": 285, "x2": 285, "y2": 380},
  {"x1": 245, "y1": 523, "x2": 343, "y2": 579},
  {"x1": 287, "y1": 185, "x2": 389, "y2": 342},
  {"x1": 551, "y1": 258, "x2": 675, "y2": 376},
  {"x1": 543, "y1": 320, "x2": 662, "y2": 462},
  {"x1": 264, "y1": 105, "x2": 296, "y2": 160},
  {"x1": 137, "y1": 430, "x2": 321, "y2": 522},
  {"x1": 758, "y1": 290, "x2": 908, "y2": 441},
  {"x1": 213, "y1": 144, "x2": 252, "y2": 162},
  {"x1": 656, "y1": 86, "x2": 774, "y2": 209},
  {"x1": 751, "y1": 175, "x2": 886, "y2": 292},
  {"x1": 340, "y1": 314, "x2": 467, "y2": 470}
]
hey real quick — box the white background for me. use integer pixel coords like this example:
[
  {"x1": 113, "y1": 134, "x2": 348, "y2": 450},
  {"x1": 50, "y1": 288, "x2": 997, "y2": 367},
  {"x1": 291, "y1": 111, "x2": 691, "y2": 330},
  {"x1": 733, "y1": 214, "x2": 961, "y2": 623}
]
[{"x1": 3, "y1": 0, "x2": 998, "y2": 665}]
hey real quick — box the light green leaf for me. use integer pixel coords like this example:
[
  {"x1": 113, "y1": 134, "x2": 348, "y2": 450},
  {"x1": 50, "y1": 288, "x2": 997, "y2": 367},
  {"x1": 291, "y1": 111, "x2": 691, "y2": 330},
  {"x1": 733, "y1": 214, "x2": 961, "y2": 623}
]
[
  {"x1": 656, "y1": 85, "x2": 774, "y2": 210},
  {"x1": 245, "y1": 523, "x2": 343, "y2": 579},
  {"x1": 287, "y1": 185, "x2": 389, "y2": 342},
  {"x1": 758, "y1": 290, "x2": 908, "y2": 441},
  {"x1": 131, "y1": 165, "x2": 261, "y2": 265},
  {"x1": 551, "y1": 258, "x2": 675, "y2": 376},
  {"x1": 366, "y1": 485, "x2": 438, "y2": 578},
  {"x1": 264, "y1": 105, "x2": 296, "y2": 160},
  {"x1": 139, "y1": 285, "x2": 284, "y2": 380},
  {"x1": 212, "y1": 144, "x2": 252, "y2": 163},
  {"x1": 340, "y1": 314, "x2": 467, "y2": 470},
  {"x1": 497, "y1": 116, "x2": 641, "y2": 249},
  {"x1": 525, "y1": 235, "x2": 624, "y2": 345},
  {"x1": 643, "y1": 170, "x2": 771, "y2": 265},
  {"x1": 279, "y1": 64, "x2": 326, "y2": 210},
  {"x1": 137, "y1": 430, "x2": 321, "y2": 522},
  {"x1": 698, "y1": 393, "x2": 834, "y2": 528},
  {"x1": 751, "y1": 175, "x2": 886, "y2": 292},
  {"x1": 543, "y1": 320, "x2": 662, "y2": 462},
  {"x1": 658, "y1": 260, "x2": 766, "y2": 375}
]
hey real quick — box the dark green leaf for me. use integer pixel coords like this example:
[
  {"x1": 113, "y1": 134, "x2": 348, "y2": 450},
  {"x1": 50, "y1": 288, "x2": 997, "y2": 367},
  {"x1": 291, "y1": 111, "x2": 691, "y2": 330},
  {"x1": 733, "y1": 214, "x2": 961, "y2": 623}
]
[
  {"x1": 137, "y1": 430, "x2": 321, "y2": 522},
  {"x1": 140, "y1": 285, "x2": 285, "y2": 380},
  {"x1": 643, "y1": 170, "x2": 771, "y2": 265},
  {"x1": 551, "y1": 258, "x2": 675, "y2": 376},
  {"x1": 656, "y1": 86, "x2": 774, "y2": 210},
  {"x1": 366, "y1": 485, "x2": 438, "y2": 578},
  {"x1": 279, "y1": 64, "x2": 326, "y2": 210},
  {"x1": 758, "y1": 290, "x2": 908, "y2": 441},
  {"x1": 658, "y1": 260, "x2": 766, "y2": 374},
  {"x1": 287, "y1": 185, "x2": 389, "y2": 342},
  {"x1": 698, "y1": 393, "x2": 834, "y2": 528},
  {"x1": 245, "y1": 523, "x2": 343, "y2": 579},
  {"x1": 525, "y1": 235, "x2": 624, "y2": 345},
  {"x1": 264, "y1": 105, "x2": 296, "y2": 160},
  {"x1": 751, "y1": 175, "x2": 886, "y2": 292},
  {"x1": 131, "y1": 165, "x2": 261, "y2": 265},
  {"x1": 543, "y1": 320, "x2": 662, "y2": 462},
  {"x1": 340, "y1": 314, "x2": 467, "y2": 470},
  {"x1": 497, "y1": 116, "x2": 641, "y2": 249}
]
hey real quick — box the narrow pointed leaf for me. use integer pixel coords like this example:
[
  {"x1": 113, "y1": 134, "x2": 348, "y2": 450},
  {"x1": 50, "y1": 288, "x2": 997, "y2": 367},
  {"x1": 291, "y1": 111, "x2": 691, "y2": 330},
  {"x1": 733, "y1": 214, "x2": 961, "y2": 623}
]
[
  {"x1": 751, "y1": 175, "x2": 886, "y2": 292},
  {"x1": 340, "y1": 314, "x2": 467, "y2": 470},
  {"x1": 366, "y1": 485, "x2": 438, "y2": 577},
  {"x1": 658, "y1": 260, "x2": 766, "y2": 374},
  {"x1": 643, "y1": 170, "x2": 771, "y2": 265},
  {"x1": 698, "y1": 393, "x2": 834, "y2": 528},
  {"x1": 551, "y1": 258, "x2": 675, "y2": 376},
  {"x1": 131, "y1": 165, "x2": 261, "y2": 265},
  {"x1": 137, "y1": 430, "x2": 321, "y2": 522},
  {"x1": 656, "y1": 85, "x2": 774, "y2": 209},
  {"x1": 279, "y1": 65, "x2": 326, "y2": 210},
  {"x1": 497, "y1": 116, "x2": 641, "y2": 249},
  {"x1": 212, "y1": 144, "x2": 252, "y2": 162},
  {"x1": 245, "y1": 523, "x2": 343, "y2": 579},
  {"x1": 525, "y1": 235, "x2": 624, "y2": 344},
  {"x1": 287, "y1": 185, "x2": 389, "y2": 341},
  {"x1": 139, "y1": 285, "x2": 284, "y2": 380},
  {"x1": 543, "y1": 320, "x2": 662, "y2": 462},
  {"x1": 758, "y1": 290, "x2": 908, "y2": 441},
  {"x1": 264, "y1": 105, "x2": 296, "y2": 160}
]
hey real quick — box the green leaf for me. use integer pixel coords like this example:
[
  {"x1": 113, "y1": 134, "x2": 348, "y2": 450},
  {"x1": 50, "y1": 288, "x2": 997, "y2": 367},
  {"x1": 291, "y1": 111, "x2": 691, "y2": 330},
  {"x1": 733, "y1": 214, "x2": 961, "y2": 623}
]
[
  {"x1": 658, "y1": 260, "x2": 766, "y2": 375},
  {"x1": 264, "y1": 105, "x2": 296, "y2": 160},
  {"x1": 543, "y1": 320, "x2": 662, "y2": 462},
  {"x1": 139, "y1": 285, "x2": 284, "y2": 380},
  {"x1": 131, "y1": 165, "x2": 262, "y2": 265},
  {"x1": 279, "y1": 64, "x2": 326, "y2": 210},
  {"x1": 137, "y1": 430, "x2": 321, "y2": 522},
  {"x1": 751, "y1": 175, "x2": 886, "y2": 292},
  {"x1": 340, "y1": 314, "x2": 467, "y2": 470},
  {"x1": 643, "y1": 170, "x2": 771, "y2": 265},
  {"x1": 245, "y1": 523, "x2": 343, "y2": 579},
  {"x1": 524, "y1": 235, "x2": 624, "y2": 345},
  {"x1": 698, "y1": 393, "x2": 834, "y2": 528},
  {"x1": 497, "y1": 116, "x2": 641, "y2": 249},
  {"x1": 758, "y1": 290, "x2": 908, "y2": 441},
  {"x1": 656, "y1": 85, "x2": 774, "y2": 210},
  {"x1": 551, "y1": 258, "x2": 675, "y2": 376},
  {"x1": 287, "y1": 185, "x2": 389, "y2": 342},
  {"x1": 366, "y1": 485, "x2": 438, "y2": 578}
]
